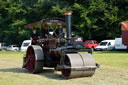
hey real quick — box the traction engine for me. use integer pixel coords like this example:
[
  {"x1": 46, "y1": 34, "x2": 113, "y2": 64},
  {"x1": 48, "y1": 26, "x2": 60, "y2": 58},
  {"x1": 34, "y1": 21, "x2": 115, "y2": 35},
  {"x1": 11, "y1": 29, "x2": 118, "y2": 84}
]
[{"x1": 22, "y1": 12, "x2": 99, "y2": 78}]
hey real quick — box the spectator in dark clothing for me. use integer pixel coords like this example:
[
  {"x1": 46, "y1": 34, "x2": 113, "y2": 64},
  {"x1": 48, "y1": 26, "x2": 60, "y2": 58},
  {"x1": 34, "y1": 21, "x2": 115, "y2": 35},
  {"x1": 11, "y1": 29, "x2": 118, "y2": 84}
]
[
  {"x1": 42, "y1": 29, "x2": 49, "y2": 38},
  {"x1": 31, "y1": 29, "x2": 40, "y2": 45},
  {"x1": 42, "y1": 24, "x2": 49, "y2": 38}
]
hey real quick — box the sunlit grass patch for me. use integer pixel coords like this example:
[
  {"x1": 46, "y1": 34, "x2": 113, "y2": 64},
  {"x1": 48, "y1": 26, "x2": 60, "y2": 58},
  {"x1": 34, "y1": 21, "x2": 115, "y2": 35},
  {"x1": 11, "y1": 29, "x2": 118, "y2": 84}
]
[{"x1": 0, "y1": 51, "x2": 128, "y2": 85}]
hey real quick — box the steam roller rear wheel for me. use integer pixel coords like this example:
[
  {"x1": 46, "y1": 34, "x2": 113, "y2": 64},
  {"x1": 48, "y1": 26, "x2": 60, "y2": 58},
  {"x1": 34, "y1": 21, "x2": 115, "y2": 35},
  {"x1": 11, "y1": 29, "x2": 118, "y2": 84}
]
[
  {"x1": 25, "y1": 45, "x2": 44, "y2": 73},
  {"x1": 61, "y1": 53, "x2": 96, "y2": 79}
]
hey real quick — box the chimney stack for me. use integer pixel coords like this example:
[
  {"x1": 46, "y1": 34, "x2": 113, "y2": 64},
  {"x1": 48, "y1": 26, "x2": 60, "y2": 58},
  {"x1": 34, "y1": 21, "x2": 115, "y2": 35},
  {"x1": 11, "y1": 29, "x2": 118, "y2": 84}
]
[{"x1": 64, "y1": 11, "x2": 72, "y2": 44}]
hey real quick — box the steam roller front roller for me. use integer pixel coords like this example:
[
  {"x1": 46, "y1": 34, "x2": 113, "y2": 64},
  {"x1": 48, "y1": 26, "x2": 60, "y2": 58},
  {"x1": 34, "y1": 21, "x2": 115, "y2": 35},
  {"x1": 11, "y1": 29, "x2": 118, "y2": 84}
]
[
  {"x1": 61, "y1": 53, "x2": 97, "y2": 79},
  {"x1": 23, "y1": 45, "x2": 44, "y2": 73}
]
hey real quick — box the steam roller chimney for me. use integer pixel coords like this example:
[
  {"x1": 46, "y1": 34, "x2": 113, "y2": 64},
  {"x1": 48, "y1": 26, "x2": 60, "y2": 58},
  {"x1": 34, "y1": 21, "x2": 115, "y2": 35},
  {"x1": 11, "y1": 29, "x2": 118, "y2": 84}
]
[{"x1": 64, "y1": 11, "x2": 72, "y2": 44}]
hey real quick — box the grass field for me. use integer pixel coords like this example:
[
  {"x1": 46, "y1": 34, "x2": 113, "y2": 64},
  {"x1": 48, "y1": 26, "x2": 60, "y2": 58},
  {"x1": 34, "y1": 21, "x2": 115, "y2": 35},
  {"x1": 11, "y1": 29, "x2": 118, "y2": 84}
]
[{"x1": 0, "y1": 51, "x2": 128, "y2": 85}]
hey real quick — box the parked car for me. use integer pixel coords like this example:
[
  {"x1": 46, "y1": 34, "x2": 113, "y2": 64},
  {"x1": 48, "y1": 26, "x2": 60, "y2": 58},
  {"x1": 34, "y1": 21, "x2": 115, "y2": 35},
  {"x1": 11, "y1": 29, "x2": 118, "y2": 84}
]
[
  {"x1": 0, "y1": 43, "x2": 7, "y2": 51},
  {"x1": 7, "y1": 45, "x2": 20, "y2": 51},
  {"x1": 20, "y1": 40, "x2": 31, "y2": 51},
  {"x1": 84, "y1": 40, "x2": 98, "y2": 50},
  {"x1": 95, "y1": 40, "x2": 115, "y2": 51},
  {"x1": 115, "y1": 38, "x2": 127, "y2": 50}
]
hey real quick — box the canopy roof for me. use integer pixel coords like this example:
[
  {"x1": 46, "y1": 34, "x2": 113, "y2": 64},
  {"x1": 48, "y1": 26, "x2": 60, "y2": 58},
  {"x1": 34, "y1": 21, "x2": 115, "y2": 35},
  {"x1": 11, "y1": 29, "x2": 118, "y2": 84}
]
[{"x1": 24, "y1": 18, "x2": 65, "y2": 29}]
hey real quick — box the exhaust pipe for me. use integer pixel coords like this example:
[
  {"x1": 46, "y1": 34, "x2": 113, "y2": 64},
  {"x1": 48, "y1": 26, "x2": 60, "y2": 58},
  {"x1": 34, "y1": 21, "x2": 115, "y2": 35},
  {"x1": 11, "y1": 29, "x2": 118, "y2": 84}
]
[{"x1": 64, "y1": 11, "x2": 72, "y2": 44}]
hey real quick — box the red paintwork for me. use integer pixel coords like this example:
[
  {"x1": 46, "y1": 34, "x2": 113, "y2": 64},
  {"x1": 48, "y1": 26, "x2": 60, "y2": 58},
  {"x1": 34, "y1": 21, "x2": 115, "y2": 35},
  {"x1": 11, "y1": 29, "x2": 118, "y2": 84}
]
[
  {"x1": 26, "y1": 46, "x2": 35, "y2": 73},
  {"x1": 122, "y1": 30, "x2": 128, "y2": 46},
  {"x1": 121, "y1": 21, "x2": 128, "y2": 46},
  {"x1": 84, "y1": 40, "x2": 98, "y2": 49}
]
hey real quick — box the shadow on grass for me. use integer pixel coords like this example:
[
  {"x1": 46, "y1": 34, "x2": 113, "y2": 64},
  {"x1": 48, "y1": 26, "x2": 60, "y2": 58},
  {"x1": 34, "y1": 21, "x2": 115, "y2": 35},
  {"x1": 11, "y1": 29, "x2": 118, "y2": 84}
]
[
  {"x1": 39, "y1": 68, "x2": 65, "y2": 80},
  {"x1": 0, "y1": 68, "x2": 65, "y2": 80},
  {"x1": 0, "y1": 68, "x2": 27, "y2": 73}
]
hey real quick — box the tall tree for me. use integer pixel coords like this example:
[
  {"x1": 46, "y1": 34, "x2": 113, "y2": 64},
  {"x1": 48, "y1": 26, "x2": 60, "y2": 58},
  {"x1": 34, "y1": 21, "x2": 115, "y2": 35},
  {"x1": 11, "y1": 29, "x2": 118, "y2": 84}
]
[{"x1": 0, "y1": 0, "x2": 128, "y2": 45}]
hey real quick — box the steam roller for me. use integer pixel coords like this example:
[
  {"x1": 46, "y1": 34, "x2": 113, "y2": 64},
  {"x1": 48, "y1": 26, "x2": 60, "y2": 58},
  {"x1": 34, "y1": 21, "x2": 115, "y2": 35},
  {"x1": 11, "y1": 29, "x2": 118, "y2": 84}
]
[
  {"x1": 22, "y1": 11, "x2": 99, "y2": 79},
  {"x1": 61, "y1": 53, "x2": 96, "y2": 78}
]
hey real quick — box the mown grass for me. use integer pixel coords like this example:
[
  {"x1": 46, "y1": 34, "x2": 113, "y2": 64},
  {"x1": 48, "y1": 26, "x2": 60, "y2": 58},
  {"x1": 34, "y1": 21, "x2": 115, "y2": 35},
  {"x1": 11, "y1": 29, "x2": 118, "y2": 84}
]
[
  {"x1": 0, "y1": 51, "x2": 128, "y2": 85},
  {"x1": 94, "y1": 51, "x2": 128, "y2": 69}
]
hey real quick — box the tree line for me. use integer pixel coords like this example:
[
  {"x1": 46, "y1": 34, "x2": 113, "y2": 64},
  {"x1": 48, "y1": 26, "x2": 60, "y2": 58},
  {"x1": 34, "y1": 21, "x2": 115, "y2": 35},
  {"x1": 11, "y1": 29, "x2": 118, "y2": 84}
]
[{"x1": 0, "y1": 0, "x2": 128, "y2": 46}]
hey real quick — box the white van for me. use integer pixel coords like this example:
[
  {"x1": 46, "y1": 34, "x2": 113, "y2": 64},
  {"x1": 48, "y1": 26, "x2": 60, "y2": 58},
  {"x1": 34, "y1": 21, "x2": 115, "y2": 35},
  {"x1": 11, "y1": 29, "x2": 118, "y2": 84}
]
[
  {"x1": 0, "y1": 43, "x2": 7, "y2": 51},
  {"x1": 0, "y1": 43, "x2": 1, "y2": 51},
  {"x1": 95, "y1": 40, "x2": 115, "y2": 51},
  {"x1": 115, "y1": 38, "x2": 127, "y2": 50},
  {"x1": 20, "y1": 40, "x2": 31, "y2": 51}
]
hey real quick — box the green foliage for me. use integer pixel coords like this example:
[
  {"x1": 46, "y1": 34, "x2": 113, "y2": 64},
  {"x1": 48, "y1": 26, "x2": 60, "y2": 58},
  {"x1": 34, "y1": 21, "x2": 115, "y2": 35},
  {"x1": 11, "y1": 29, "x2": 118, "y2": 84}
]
[{"x1": 0, "y1": 0, "x2": 128, "y2": 45}]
